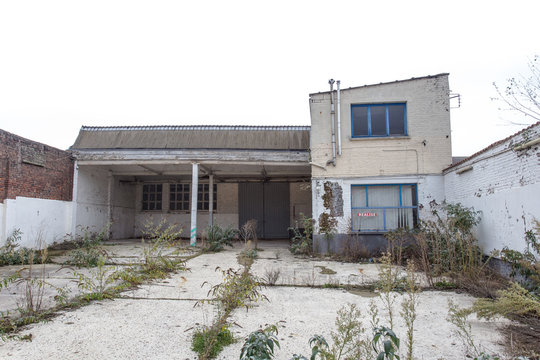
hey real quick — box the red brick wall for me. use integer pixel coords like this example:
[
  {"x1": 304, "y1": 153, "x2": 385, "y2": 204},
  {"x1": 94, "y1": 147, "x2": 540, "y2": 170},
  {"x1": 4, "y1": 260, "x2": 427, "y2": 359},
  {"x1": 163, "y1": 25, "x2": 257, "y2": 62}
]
[{"x1": 0, "y1": 129, "x2": 74, "y2": 202}]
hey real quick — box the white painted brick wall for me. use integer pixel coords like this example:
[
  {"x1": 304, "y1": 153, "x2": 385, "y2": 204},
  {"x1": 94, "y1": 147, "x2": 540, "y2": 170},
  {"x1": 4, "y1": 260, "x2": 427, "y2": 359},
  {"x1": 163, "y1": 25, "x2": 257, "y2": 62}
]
[
  {"x1": 444, "y1": 123, "x2": 540, "y2": 252},
  {"x1": 312, "y1": 175, "x2": 445, "y2": 235}
]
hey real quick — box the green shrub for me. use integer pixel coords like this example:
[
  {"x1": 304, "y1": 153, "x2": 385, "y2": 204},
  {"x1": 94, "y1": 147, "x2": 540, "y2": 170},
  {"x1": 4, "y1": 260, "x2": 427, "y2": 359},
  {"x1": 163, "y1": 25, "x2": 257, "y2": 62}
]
[
  {"x1": 414, "y1": 203, "x2": 486, "y2": 285},
  {"x1": 372, "y1": 326, "x2": 401, "y2": 360},
  {"x1": 192, "y1": 325, "x2": 234, "y2": 359},
  {"x1": 500, "y1": 223, "x2": 540, "y2": 293},
  {"x1": 74, "y1": 256, "x2": 117, "y2": 300},
  {"x1": 67, "y1": 226, "x2": 109, "y2": 267},
  {"x1": 140, "y1": 219, "x2": 186, "y2": 277},
  {"x1": 473, "y1": 282, "x2": 540, "y2": 319},
  {"x1": 240, "y1": 324, "x2": 280, "y2": 360},
  {"x1": 0, "y1": 229, "x2": 46, "y2": 266},
  {"x1": 205, "y1": 225, "x2": 237, "y2": 252},
  {"x1": 289, "y1": 214, "x2": 314, "y2": 255}
]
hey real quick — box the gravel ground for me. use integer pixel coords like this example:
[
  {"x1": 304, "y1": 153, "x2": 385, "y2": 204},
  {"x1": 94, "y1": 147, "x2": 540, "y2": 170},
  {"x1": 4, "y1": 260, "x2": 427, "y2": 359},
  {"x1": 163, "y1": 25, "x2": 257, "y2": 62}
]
[{"x1": 0, "y1": 241, "x2": 509, "y2": 359}]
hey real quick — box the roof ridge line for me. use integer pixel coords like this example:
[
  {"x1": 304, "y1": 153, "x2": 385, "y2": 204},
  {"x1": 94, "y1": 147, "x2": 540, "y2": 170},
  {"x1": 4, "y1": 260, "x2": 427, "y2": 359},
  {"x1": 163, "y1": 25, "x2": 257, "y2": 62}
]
[{"x1": 80, "y1": 125, "x2": 311, "y2": 131}]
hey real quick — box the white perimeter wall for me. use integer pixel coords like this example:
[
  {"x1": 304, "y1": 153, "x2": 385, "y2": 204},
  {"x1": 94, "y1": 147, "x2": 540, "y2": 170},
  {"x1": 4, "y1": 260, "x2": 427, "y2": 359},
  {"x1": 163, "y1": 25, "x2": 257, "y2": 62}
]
[
  {"x1": 312, "y1": 175, "x2": 445, "y2": 234},
  {"x1": 0, "y1": 197, "x2": 72, "y2": 248},
  {"x1": 445, "y1": 124, "x2": 540, "y2": 253},
  {"x1": 73, "y1": 166, "x2": 110, "y2": 236}
]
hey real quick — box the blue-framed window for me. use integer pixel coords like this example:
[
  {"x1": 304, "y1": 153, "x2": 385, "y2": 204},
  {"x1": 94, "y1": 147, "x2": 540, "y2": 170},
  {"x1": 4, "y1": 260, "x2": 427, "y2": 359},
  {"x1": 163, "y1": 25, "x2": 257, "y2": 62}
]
[
  {"x1": 351, "y1": 184, "x2": 418, "y2": 232},
  {"x1": 351, "y1": 103, "x2": 407, "y2": 137}
]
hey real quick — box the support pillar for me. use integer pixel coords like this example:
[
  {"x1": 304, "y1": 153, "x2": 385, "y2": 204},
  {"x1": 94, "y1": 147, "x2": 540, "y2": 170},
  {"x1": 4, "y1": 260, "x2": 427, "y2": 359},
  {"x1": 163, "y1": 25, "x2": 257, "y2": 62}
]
[
  {"x1": 209, "y1": 174, "x2": 214, "y2": 227},
  {"x1": 107, "y1": 170, "x2": 113, "y2": 240},
  {"x1": 190, "y1": 162, "x2": 199, "y2": 246}
]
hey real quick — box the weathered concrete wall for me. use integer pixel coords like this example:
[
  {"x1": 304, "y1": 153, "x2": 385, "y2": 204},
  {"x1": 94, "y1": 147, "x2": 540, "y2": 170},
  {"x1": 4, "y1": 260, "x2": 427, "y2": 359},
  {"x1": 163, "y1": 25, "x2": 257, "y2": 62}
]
[
  {"x1": 111, "y1": 178, "x2": 137, "y2": 239},
  {"x1": 133, "y1": 183, "x2": 239, "y2": 238},
  {"x1": 444, "y1": 122, "x2": 540, "y2": 253},
  {"x1": 73, "y1": 166, "x2": 109, "y2": 236},
  {"x1": 310, "y1": 75, "x2": 452, "y2": 178},
  {"x1": 1, "y1": 197, "x2": 72, "y2": 247},
  {"x1": 289, "y1": 182, "x2": 312, "y2": 226},
  {"x1": 311, "y1": 175, "x2": 445, "y2": 254}
]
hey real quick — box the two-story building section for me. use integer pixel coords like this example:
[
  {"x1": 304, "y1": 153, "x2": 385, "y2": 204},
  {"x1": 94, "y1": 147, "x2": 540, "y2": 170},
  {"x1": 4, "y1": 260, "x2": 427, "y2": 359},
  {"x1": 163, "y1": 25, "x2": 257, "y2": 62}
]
[{"x1": 309, "y1": 74, "x2": 453, "y2": 253}]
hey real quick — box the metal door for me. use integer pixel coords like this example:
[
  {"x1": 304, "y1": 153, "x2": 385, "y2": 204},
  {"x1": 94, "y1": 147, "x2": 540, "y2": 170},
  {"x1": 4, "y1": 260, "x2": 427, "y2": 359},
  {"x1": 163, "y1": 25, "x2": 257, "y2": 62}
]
[
  {"x1": 239, "y1": 182, "x2": 290, "y2": 239},
  {"x1": 239, "y1": 183, "x2": 264, "y2": 238}
]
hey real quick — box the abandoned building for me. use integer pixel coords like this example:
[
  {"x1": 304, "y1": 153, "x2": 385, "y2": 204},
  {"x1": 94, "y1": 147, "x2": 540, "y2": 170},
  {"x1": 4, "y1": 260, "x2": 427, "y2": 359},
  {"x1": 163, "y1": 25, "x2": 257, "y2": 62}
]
[
  {"x1": 0, "y1": 73, "x2": 538, "y2": 255},
  {"x1": 69, "y1": 126, "x2": 312, "y2": 243}
]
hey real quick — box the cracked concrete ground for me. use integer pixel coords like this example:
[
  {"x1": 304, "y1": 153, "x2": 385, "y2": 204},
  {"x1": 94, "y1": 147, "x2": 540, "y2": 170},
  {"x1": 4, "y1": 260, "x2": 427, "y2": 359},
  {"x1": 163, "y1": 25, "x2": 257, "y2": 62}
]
[{"x1": 0, "y1": 240, "x2": 508, "y2": 359}]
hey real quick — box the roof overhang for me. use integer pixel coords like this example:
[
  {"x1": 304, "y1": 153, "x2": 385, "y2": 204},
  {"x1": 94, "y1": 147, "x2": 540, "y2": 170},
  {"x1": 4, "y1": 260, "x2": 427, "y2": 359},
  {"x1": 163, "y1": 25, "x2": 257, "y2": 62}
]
[{"x1": 72, "y1": 148, "x2": 310, "y2": 180}]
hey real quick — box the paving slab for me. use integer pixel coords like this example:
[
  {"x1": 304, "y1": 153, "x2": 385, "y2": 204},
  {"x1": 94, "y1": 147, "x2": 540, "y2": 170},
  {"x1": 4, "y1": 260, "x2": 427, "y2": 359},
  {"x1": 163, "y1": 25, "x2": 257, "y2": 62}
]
[{"x1": 0, "y1": 240, "x2": 510, "y2": 359}]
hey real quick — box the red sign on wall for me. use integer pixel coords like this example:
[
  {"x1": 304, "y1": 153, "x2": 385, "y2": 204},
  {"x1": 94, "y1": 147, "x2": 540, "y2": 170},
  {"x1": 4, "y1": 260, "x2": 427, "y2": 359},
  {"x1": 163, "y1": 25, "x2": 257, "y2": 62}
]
[{"x1": 357, "y1": 212, "x2": 377, "y2": 217}]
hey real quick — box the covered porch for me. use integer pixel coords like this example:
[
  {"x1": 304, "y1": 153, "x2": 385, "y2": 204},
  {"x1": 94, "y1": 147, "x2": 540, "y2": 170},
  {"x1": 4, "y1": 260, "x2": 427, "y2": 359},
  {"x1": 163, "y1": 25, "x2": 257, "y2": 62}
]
[{"x1": 69, "y1": 126, "x2": 311, "y2": 243}]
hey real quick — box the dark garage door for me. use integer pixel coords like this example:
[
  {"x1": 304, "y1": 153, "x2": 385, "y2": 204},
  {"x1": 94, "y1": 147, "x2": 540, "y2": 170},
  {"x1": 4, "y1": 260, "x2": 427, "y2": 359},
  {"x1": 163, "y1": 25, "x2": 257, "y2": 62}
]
[{"x1": 239, "y1": 182, "x2": 290, "y2": 239}]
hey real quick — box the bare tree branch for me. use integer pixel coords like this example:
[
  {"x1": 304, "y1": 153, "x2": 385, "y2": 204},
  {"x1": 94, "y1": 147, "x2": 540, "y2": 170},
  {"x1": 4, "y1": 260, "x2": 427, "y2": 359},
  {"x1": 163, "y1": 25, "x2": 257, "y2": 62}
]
[{"x1": 492, "y1": 55, "x2": 540, "y2": 123}]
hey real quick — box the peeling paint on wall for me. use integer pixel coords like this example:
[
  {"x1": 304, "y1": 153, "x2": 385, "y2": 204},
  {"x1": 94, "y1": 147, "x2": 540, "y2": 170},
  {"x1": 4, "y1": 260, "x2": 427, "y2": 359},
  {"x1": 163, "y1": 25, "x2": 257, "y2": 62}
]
[{"x1": 322, "y1": 181, "x2": 343, "y2": 217}]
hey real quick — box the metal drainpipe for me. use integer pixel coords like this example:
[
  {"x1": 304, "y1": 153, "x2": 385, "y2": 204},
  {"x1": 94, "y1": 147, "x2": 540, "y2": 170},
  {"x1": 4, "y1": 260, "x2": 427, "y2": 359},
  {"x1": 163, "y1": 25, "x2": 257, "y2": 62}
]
[
  {"x1": 328, "y1": 79, "x2": 336, "y2": 166},
  {"x1": 337, "y1": 80, "x2": 342, "y2": 156}
]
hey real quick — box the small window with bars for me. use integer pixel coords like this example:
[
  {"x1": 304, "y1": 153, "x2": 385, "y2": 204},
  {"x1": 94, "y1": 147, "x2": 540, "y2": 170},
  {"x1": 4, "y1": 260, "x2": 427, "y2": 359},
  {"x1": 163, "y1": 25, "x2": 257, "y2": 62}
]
[
  {"x1": 170, "y1": 183, "x2": 190, "y2": 211},
  {"x1": 142, "y1": 184, "x2": 162, "y2": 211},
  {"x1": 197, "y1": 184, "x2": 217, "y2": 211}
]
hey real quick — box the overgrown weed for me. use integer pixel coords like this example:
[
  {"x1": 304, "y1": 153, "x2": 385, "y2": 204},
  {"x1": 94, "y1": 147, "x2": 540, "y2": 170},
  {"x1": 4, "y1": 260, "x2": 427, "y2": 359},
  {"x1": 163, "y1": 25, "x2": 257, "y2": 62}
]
[
  {"x1": 0, "y1": 229, "x2": 48, "y2": 266},
  {"x1": 67, "y1": 225, "x2": 110, "y2": 267},
  {"x1": 289, "y1": 214, "x2": 314, "y2": 256},
  {"x1": 204, "y1": 224, "x2": 237, "y2": 252}
]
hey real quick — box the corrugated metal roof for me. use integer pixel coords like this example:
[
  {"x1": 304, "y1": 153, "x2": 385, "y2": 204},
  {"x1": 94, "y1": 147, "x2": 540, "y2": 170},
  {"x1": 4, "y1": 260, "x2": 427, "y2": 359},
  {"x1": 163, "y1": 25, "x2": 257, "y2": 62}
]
[{"x1": 71, "y1": 125, "x2": 311, "y2": 150}]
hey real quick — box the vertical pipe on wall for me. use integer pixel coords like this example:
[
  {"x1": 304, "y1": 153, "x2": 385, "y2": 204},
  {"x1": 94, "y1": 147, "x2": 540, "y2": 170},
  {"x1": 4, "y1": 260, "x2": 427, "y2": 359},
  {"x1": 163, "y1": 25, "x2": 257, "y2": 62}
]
[
  {"x1": 329, "y1": 79, "x2": 336, "y2": 166},
  {"x1": 337, "y1": 80, "x2": 342, "y2": 156},
  {"x1": 209, "y1": 173, "x2": 214, "y2": 227},
  {"x1": 190, "y1": 162, "x2": 199, "y2": 246}
]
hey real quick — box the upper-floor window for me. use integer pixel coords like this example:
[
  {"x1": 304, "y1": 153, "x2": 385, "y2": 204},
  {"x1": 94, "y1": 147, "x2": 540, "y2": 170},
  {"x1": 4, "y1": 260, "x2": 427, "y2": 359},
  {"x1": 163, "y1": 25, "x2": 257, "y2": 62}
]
[
  {"x1": 351, "y1": 103, "x2": 407, "y2": 137},
  {"x1": 198, "y1": 183, "x2": 217, "y2": 211},
  {"x1": 142, "y1": 184, "x2": 162, "y2": 211},
  {"x1": 170, "y1": 183, "x2": 190, "y2": 211}
]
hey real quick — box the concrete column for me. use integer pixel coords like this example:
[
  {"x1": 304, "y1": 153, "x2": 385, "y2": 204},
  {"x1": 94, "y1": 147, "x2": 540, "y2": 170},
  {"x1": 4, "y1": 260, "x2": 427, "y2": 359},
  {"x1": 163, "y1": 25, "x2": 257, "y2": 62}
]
[
  {"x1": 107, "y1": 170, "x2": 113, "y2": 240},
  {"x1": 190, "y1": 162, "x2": 199, "y2": 246},
  {"x1": 209, "y1": 174, "x2": 214, "y2": 227}
]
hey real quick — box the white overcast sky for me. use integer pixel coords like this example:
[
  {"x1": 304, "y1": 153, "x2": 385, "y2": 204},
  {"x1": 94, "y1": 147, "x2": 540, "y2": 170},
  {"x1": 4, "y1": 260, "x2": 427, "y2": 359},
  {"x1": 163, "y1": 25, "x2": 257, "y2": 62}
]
[{"x1": 0, "y1": 0, "x2": 538, "y2": 155}]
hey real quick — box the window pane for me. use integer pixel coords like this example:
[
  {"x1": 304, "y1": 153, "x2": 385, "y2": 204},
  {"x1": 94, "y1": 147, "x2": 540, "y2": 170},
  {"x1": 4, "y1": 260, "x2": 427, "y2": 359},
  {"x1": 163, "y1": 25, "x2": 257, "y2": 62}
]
[
  {"x1": 388, "y1": 104, "x2": 405, "y2": 135},
  {"x1": 352, "y1": 106, "x2": 368, "y2": 136},
  {"x1": 370, "y1": 106, "x2": 387, "y2": 135},
  {"x1": 401, "y1": 185, "x2": 415, "y2": 206},
  {"x1": 357, "y1": 210, "x2": 384, "y2": 231},
  {"x1": 368, "y1": 186, "x2": 400, "y2": 207},
  {"x1": 351, "y1": 186, "x2": 367, "y2": 207}
]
